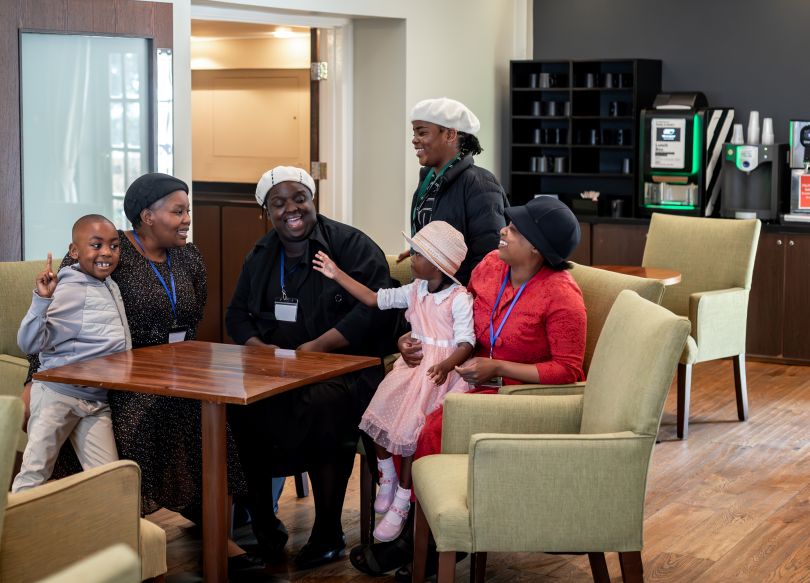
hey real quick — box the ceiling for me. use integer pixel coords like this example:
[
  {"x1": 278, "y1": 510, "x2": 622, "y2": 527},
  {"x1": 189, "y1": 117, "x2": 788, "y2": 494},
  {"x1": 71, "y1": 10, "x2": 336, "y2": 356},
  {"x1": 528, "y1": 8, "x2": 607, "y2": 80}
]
[{"x1": 190, "y1": 20, "x2": 309, "y2": 40}]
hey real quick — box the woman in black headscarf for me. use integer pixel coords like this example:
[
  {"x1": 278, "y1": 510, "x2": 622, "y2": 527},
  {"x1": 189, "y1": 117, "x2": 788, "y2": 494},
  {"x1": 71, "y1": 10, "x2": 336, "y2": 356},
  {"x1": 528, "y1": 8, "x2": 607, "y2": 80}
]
[{"x1": 25, "y1": 172, "x2": 246, "y2": 517}]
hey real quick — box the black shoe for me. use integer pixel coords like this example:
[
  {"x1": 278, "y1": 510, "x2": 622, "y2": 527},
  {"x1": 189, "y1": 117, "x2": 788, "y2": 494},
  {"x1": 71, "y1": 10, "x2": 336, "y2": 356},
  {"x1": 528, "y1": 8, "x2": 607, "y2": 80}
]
[
  {"x1": 294, "y1": 534, "x2": 347, "y2": 569},
  {"x1": 395, "y1": 552, "x2": 468, "y2": 583},
  {"x1": 252, "y1": 519, "x2": 289, "y2": 562},
  {"x1": 228, "y1": 552, "x2": 266, "y2": 572}
]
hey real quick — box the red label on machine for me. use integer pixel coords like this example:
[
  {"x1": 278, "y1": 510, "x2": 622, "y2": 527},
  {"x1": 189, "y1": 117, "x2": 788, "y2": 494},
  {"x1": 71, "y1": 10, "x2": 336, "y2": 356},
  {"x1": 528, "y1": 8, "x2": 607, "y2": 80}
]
[{"x1": 801, "y1": 175, "x2": 810, "y2": 209}]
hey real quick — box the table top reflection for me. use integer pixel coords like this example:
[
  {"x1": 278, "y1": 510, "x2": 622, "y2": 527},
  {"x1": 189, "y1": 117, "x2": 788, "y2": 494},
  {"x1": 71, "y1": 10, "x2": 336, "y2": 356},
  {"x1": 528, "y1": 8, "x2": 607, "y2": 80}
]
[{"x1": 33, "y1": 340, "x2": 380, "y2": 405}]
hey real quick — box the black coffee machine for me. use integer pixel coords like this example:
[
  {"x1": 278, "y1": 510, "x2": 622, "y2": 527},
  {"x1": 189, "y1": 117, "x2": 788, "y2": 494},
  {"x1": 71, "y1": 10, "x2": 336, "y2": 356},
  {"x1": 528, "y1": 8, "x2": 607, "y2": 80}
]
[{"x1": 720, "y1": 143, "x2": 787, "y2": 220}]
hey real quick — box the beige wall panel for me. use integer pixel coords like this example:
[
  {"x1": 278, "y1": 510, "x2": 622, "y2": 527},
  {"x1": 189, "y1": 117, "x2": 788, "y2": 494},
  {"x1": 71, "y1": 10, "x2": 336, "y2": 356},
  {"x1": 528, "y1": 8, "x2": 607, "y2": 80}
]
[
  {"x1": 191, "y1": 36, "x2": 309, "y2": 70},
  {"x1": 192, "y1": 69, "x2": 309, "y2": 183}
]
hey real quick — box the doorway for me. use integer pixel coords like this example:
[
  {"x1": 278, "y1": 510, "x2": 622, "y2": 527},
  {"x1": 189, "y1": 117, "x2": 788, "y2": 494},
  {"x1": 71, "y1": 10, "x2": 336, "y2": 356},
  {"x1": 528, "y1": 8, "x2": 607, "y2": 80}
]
[{"x1": 189, "y1": 20, "x2": 315, "y2": 342}]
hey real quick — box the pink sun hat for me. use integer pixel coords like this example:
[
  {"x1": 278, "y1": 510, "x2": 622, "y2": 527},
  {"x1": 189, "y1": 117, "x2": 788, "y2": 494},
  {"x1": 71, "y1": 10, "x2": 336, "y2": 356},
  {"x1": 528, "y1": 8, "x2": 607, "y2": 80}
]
[{"x1": 402, "y1": 221, "x2": 467, "y2": 286}]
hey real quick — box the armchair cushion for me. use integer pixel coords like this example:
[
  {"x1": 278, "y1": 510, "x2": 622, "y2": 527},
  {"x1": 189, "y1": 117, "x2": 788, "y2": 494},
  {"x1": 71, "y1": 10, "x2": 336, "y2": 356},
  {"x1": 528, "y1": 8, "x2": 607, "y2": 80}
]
[
  {"x1": 441, "y1": 393, "x2": 584, "y2": 454},
  {"x1": 0, "y1": 260, "x2": 46, "y2": 360},
  {"x1": 0, "y1": 397, "x2": 24, "y2": 541},
  {"x1": 35, "y1": 544, "x2": 140, "y2": 583},
  {"x1": 498, "y1": 381, "x2": 585, "y2": 397}
]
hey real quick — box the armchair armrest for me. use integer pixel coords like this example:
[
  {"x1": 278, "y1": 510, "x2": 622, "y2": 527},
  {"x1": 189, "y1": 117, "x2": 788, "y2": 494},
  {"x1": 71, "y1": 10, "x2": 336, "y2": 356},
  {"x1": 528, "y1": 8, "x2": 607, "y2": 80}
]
[
  {"x1": 466, "y1": 432, "x2": 655, "y2": 552},
  {"x1": 441, "y1": 393, "x2": 583, "y2": 454},
  {"x1": 689, "y1": 287, "x2": 749, "y2": 362},
  {"x1": 498, "y1": 381, "x2": 586, "y2": 396},
  {"x1": 1, "y1": 461, "x2": 142, "y2": 582}
]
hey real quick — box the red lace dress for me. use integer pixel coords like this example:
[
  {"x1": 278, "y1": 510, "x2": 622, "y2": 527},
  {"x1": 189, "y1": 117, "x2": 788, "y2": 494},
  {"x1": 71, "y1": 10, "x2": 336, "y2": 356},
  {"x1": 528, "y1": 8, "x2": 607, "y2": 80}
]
[{"x1": 413, "y1": 250, "x2": 586, "y2": 460}]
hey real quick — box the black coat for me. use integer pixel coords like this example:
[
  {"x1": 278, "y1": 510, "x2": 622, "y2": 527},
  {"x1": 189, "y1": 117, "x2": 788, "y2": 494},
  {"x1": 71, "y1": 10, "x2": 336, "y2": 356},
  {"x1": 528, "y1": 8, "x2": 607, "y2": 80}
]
[
  {"x1": 410, "y1": 156, "x2": 508, "y2": 284},
  {"x1": 225, "y1": 215, "x2": 395, "y2": 357}
]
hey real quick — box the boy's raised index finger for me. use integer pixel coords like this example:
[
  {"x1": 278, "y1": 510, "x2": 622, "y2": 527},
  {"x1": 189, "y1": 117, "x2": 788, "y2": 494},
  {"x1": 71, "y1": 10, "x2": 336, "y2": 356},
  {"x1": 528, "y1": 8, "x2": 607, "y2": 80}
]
[{"x1": 46, "y1": 252, "x2": 53, "y2": 270}]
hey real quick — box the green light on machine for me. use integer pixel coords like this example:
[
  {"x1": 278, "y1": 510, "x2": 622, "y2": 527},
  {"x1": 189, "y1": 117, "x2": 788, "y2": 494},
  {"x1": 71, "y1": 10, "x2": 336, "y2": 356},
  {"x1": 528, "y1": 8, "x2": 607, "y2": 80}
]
[{"x1": 645, "y1": 203, "x2": 697, "y2": 210}]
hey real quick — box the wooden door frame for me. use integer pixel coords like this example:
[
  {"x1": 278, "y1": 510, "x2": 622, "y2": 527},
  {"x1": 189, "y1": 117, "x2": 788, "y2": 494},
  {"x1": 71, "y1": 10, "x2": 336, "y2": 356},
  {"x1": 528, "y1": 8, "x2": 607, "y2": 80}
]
[{"x1": 0, "y1": 0, "x2": 172, "y2": 260}]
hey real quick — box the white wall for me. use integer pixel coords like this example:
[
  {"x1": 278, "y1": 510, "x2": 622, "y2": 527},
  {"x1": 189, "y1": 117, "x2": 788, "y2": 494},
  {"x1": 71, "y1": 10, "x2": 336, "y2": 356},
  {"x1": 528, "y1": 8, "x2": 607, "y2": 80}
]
[{"x1": 165, "y1": 0, "x2": 531, "y2": 251}]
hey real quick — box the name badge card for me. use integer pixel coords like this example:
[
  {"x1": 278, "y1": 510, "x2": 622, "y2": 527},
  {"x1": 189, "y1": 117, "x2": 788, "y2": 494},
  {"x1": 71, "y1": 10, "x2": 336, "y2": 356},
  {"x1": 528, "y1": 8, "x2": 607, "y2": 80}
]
[
  {"x1": 168, "y1": 325, "x2": 188, "y2": 343},
  {"x1": 275, "y1": 297, "x2": 299, "y2": 322}
]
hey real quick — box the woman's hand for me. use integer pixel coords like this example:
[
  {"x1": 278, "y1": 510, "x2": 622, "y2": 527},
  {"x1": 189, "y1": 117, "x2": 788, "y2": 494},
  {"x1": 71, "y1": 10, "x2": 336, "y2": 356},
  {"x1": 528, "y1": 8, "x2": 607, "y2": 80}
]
[
  {"x1": 296, "y1": 340, "x2": 323, "y2": 353},
  {"x1": 398, "y1": 332, "x2": 423, "y2": 367},
  {"x1": 427, "y1": 363, "x2": 450, "y2": 385},
  {"x1": 35, "y1": 253, "x2": 57, "y2": 298},
  {"x1": 455, "y1": 358, "x2": 499, "y2": 386},
  {"x1": 312, "y1": 251, "x2": 341, "y2": 280},
  {"x1": 396, "y1": 250, "x2": 410, "y2": 264},
  {"x1": 245, "y1": 337, "x2": 278, "y2": 349}
]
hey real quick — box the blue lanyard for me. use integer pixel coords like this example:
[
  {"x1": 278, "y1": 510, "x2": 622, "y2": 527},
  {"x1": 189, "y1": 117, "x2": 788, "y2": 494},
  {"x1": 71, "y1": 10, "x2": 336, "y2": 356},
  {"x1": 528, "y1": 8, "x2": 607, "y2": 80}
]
[
  {"x1": 131, "y1": 232, "x2": 177, "y2": 320},
  {"x1": 489, "y1": 269, "x2": 528, "y2": 358},
  {"x1": 279, "y1": 252, "x2": 302, "y2": 300}
]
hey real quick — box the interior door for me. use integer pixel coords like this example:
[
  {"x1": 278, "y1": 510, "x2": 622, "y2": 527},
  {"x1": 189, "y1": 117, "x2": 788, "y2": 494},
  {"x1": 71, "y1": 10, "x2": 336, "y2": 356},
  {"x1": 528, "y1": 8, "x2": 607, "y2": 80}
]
[{"x1": 0, "y1": 0, "x2": 172, "y2": 260}]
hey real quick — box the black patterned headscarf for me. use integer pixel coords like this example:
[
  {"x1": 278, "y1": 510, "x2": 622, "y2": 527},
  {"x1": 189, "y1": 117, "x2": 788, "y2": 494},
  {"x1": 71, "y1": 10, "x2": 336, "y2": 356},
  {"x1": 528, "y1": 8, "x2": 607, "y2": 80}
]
[{"x1": 124, "y1": 173, "x2": 189, "y2": 226}]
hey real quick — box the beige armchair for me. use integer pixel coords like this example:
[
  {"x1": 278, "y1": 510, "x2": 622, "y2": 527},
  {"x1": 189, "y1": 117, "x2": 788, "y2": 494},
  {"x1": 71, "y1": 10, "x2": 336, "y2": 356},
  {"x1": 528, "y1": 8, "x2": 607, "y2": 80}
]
[
  {"x1": 500, "y1": 262, "x2": 665, "y2": 397},
  {"x1": 642, "y1": 213, "x2": 761, "y2": 438},
  {"x1": 0, "y1": 452, "x2": 167, "y2": 582},
  {"x1": 0, "y1": 260, "x2": 47, "y2": 453},
  {"x1": 411, "y1": 290, "x2": 690, "y2": 583}
]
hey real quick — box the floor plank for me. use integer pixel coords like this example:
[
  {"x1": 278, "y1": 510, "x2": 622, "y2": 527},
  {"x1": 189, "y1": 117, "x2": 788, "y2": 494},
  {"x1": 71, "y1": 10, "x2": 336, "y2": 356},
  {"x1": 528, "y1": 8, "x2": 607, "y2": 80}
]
[{"x1": 149, "y1": 359, "x2": 810, "y2": 581}]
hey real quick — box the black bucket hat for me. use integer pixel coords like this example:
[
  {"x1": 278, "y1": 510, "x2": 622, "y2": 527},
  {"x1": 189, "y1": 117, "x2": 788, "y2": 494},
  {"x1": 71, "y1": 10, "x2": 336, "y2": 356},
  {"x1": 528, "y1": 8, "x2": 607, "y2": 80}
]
[
  {"x1": 505, "y1": 197, "x2": 580, "y2": 267},
  {"x1": 124, "y1": 173, "x2": 189, "y2": 224}
]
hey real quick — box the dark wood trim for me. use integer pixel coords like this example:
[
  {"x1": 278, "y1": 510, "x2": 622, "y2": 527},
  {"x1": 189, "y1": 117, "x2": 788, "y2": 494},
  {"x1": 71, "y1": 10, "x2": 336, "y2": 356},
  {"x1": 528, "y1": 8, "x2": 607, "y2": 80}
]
[
  {"x1": 201, "y1": 402, "x2": 228, "y2": 583},
  {"x1": 413, "y1": 502, "x2": 430, "y2": 583},
  {"x1": 470, "y1": 552, "x2": 487, "y2": 583},
  {"x1": 294, "y1": 472, "x2": 309, "y2": 498},
  {"x1": 0, "y1": 0, "x2": 171, "y2": 260},
  {"x1": 359, "y1": 457, "x2": 375, "y2": 545},
  {"x1": 733, "y1": 354, "x2": 749, "y2": 421},
  {"x1": 437, "y1": 551, "x2": 456, "y2": 583}
]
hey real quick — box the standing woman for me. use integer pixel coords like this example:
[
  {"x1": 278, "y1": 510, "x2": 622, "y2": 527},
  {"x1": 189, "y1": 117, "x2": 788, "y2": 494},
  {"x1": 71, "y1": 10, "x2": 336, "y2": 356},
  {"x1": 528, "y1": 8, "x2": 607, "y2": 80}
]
[
  {"x1": 406, "y1": 97, "x2": 508, "y2": 284},
  {"x1": 25, "y1": 173, "x2": 245, "y2": 517}
]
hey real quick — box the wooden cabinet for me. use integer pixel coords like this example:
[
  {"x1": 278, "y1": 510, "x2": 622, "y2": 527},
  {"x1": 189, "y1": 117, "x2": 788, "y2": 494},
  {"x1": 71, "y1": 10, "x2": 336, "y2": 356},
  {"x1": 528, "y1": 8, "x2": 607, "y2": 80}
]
[
  {"x1": 508, "y1": 59, "x2": 661, "y2": 215},
  {"x1": 569, "y1": 221, "x2": 591, "y2": 265},
  {"x1": 747, "y1": 231, "x2": 810, "y2": 363},
  {"x1": 590, "y1": 223, "x2": 648, "y2": 265},
  {"x1": 192, "y1": 183, "x2": 269, "y2": 344}
]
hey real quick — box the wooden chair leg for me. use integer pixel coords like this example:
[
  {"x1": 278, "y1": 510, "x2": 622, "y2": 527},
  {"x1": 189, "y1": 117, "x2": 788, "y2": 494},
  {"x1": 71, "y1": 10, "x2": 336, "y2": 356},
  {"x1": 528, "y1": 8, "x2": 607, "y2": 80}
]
[
  {"x1": 470, "y1": 552, "x2": 487, "y2": 583},
  {"x1": 618, "y1": 551, "x2": 643, "y2": 583},
  {"x1": 294, "y1": 472, "x2": 309, "y2": 497},
  {"x1": 413, "y1": 502, "x2": 430, "y2": 583},
  {"x1": 677, "y1": 363, "x2": 692, "y2": 439},
  {"x1": 733, "y1": 354, "x2": 749, "y2": 421},
  {"x1": 437, "y1": 551, "x2": 456, "y2": 583},
  {"x1": 588, "y1": 552, "x2": 610, "y2": 583},
  {"x1": 359, "y1": 454, "x2": 376, "y2": 545}
]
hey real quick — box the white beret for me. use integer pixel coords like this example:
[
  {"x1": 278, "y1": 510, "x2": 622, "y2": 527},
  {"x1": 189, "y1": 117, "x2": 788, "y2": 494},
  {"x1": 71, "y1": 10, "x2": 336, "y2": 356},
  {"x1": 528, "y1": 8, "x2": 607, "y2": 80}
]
[
  {"x1": 255, "y1": 166, "x2": 316, "y2": 207},
  {"x1": 410, "y1": 97, "x2": 480, "y2": 135}
]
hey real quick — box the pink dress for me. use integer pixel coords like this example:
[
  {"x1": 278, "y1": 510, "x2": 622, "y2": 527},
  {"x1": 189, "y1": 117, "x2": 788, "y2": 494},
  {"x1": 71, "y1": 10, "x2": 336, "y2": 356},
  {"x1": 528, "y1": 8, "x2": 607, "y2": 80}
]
[{"x1": 359, "y1": 281, "x2": 473, "y2": 456}]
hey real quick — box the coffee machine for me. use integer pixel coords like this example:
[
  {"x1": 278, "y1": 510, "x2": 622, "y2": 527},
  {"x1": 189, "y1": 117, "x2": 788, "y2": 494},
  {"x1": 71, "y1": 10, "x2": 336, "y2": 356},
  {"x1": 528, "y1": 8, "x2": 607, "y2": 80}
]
[
  {"x1": 784, "y1": 120, "x2": 810, "y2": 223},
  {"x1": 638, "y1": 93, "x2": 734, "y2": 216},
  {"x1": 720, "y1": 144, "x2": 787, "y2": 220}
]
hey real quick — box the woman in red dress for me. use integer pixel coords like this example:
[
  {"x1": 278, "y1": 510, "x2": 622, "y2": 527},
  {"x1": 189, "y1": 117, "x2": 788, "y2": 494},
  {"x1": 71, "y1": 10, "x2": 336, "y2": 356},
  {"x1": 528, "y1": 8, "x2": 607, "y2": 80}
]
[{"x1": 350, "y1": 196, "x2": 587, "y2": 579}]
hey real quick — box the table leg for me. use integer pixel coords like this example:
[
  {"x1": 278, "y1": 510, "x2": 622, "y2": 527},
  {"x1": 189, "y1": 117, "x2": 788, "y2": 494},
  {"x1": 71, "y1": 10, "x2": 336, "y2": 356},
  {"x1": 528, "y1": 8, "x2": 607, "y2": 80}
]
[{"x1": 202, "y1": 402, "x2": 228, "y2": 582}]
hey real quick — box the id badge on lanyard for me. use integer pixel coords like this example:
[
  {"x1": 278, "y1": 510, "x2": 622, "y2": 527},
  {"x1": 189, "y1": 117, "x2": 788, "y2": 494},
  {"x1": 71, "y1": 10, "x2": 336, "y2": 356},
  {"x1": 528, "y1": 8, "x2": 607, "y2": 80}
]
[
  {"x1": 484, "y1": 269, "x2": 527, "y2": 387},
  {"x1": 168, "y1": 326, "x2": 188, "y2": 343},
  {"x1": 275, "y1": 252, "x2": 300, "y2": 322}
]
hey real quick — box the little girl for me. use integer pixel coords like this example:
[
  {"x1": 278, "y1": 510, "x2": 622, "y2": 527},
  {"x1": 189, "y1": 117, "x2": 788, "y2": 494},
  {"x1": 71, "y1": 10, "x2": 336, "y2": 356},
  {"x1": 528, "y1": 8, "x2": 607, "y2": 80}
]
[{"x1": 313, "y1": 220, "x2": 474, "y2": 541}]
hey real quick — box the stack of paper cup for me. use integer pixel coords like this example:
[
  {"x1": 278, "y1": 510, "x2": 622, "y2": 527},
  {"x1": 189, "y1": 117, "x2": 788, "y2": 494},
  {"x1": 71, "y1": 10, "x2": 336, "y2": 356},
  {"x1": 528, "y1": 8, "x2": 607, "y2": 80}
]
[
  {"x1": 731, "y1": 123, "x2": 744, "y2": 145},
  {"x1": 761, "y1": 117, "x2": 775, "y2": 145},
  {"x1": 747, "y1": 111, "x2": 760, "y2": 145}
]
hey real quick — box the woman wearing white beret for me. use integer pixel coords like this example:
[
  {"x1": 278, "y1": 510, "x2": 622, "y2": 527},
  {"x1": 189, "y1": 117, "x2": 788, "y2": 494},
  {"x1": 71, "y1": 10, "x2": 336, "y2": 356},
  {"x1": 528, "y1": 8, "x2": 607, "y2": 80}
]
[{"x1": 405, "y1": 97, "x2": 508, "y2": 284}]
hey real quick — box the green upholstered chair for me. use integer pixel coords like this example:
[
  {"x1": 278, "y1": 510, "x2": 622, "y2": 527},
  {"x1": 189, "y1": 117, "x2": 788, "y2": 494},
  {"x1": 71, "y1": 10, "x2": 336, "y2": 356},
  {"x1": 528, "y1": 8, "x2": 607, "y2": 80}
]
[
  {"x1": 0, "y1": 260, "x2": 47, "y2": 453},
  {"x1": 642, "y1": 213, "x2": 761, "y2": 438},
  {"x1": 35, "y1": 544, "x2": 141, "y2": 583},
  {"x1": 411, "y1": 290, "x2": 690, "y2": 583},
  {"x1": 500, "y1": 262, "x2": 665, "y2": 397}
]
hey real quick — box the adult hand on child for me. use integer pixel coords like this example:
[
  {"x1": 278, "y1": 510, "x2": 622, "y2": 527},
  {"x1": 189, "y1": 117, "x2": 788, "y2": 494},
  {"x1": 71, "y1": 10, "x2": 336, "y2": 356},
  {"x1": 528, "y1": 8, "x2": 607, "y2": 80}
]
[
  {"x1": 395, "y1": 250, "x2": 410, "y2": 263},
  {"x1": 312, "y1": 251, "x2": 341, "y2": 279},
  {"x1": 35, "y1": 253, "x2": 57, "y2": 298},
  {"x1": 455, "y1": 357, "x2": 499, "y2": 386},
  {"x1": 398, "y1": 332, "x2": 423, "y2": 367}
]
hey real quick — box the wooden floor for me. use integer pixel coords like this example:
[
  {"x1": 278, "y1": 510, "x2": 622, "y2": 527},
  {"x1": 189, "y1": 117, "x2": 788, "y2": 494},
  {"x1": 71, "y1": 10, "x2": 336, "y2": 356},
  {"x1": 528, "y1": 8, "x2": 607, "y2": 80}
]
[{"x1": 151, "y1": 359, "x2": 810, "y2": 582}]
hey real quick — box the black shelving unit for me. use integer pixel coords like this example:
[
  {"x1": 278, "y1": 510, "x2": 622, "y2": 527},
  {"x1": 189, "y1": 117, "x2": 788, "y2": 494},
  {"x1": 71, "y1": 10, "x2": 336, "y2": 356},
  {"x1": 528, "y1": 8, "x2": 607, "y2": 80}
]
[{"x1": 508, "y1": 59, "x2": 661, "y2": 218}]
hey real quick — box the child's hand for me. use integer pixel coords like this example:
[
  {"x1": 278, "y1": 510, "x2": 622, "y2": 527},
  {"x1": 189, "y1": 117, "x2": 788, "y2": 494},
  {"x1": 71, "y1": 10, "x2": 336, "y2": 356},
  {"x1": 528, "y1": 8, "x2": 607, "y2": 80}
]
[
  {"x1": 427, "y1": 363, "x2": 449, "y2": 385},
  {"x1": 312, "y1": 251, "x2": 341, "y2": 280},
  {"x1": 35, "y1": 253, "x2": 57, "y2": 298},
  {"x1": 396, "y1": 250, "x2": 410, "y2": 264}
]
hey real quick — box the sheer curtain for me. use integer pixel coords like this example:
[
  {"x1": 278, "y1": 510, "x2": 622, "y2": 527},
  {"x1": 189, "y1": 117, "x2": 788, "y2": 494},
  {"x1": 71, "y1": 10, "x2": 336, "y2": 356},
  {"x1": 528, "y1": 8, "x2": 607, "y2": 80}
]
[{"x1": 21, "y1": 33, "x2": 150, "y2": 260}]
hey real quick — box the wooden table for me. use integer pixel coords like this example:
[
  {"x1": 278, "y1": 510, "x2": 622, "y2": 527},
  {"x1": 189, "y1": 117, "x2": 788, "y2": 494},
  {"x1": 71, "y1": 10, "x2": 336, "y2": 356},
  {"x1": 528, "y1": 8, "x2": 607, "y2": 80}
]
[
  {"x1": 592, "y1": 265, "x2": 682, "y2": 286},
  {"x1": 34, "y1": 340, "x2": 380, "y2": 582}
]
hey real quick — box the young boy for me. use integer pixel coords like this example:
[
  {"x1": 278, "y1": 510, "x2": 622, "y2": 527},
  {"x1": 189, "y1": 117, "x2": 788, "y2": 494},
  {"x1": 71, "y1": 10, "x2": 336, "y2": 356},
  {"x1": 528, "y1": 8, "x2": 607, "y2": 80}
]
[{"x1": 13, "y1": 214, "x2": 130, "y2": 492}]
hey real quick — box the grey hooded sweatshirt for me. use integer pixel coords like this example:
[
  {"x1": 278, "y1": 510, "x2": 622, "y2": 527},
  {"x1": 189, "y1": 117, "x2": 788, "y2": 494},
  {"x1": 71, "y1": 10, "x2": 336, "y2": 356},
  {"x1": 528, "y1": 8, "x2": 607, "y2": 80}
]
[{"x1": 17, "y1": 265, "x2": 131, "y2": 401}]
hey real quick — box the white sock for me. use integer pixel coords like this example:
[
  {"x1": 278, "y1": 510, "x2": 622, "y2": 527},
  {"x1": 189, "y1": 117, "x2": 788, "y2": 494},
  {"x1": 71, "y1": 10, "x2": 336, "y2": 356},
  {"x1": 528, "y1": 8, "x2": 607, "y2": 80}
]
[
  {"x1": 378, "y1": 457, "x2": 396, "y2": 480},
  {"x1": 385, "y1": 486, "x2": 411, "y2": 524}
]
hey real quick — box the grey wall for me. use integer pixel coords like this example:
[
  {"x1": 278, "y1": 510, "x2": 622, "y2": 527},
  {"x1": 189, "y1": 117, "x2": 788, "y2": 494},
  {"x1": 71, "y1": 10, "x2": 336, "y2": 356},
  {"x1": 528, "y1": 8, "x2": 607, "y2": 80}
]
[{"x1": 534, "y1": 0, "x2": 809, "y2": 143}]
